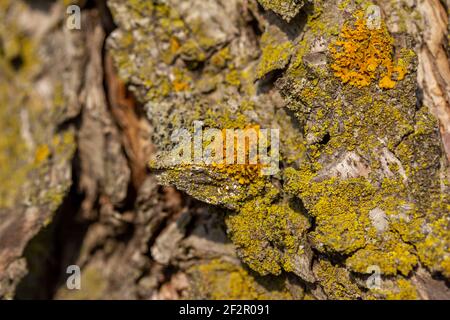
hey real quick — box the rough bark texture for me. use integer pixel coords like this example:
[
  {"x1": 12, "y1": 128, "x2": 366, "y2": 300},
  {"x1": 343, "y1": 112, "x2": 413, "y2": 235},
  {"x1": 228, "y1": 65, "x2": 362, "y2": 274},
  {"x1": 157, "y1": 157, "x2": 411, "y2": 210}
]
[{"x1": 0, "y1": 0, "x2": 449, "y2": 300}]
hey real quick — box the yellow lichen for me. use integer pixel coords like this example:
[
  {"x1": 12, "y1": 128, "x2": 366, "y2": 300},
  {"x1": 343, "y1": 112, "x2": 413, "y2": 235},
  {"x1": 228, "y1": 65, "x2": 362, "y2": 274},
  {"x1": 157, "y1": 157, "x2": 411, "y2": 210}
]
[
  {"x1": 416, "y1": 216, "x2": 450, "y2": 278},
  {"x1": 211, "y1": 47, "x2": 232, "y2": 69},
  {"x1": 385, "y1": 279, "x2": 418, "y2": 300},
  {"x1": 226, "y1": 193, "x2": 309, "y2": 275},
  {"x1": 313, "y1": 259, "x2": 362, "y2": 300},
  {"x1": 190, "y1": 259, "x2": 293, "y2": 300},
  {"x1": 257, "y1": 32, "x2": 293, "y2": 79},
  {"x1": 225, "y1": 69, "x2": 241, "y2": 87},
  {"x1": 284, "y1": 167, "x2": 420, "y2": 276},
  {"x1": 257, "y1": 0, "x2": 305, "y2": 22},
  {"x1": 346, "y1": 242, "x2": 418, "y2": 276}
]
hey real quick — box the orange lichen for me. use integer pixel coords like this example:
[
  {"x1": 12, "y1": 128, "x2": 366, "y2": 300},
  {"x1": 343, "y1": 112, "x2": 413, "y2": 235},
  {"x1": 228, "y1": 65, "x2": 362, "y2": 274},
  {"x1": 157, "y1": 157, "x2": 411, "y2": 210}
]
[
  {"x1": 329, "y1": 11, "x2": 406, "y2": 89},
  {"x1": 173, "y1": 81, "x2": 189, "y2": 92},
  {"x1": 34, "y1": 144, "x2": 51, "y2": 165},
  {"x1": 170, "y1": 37, "x2": 181, "y2": 54},
  {"x1": 172, "y1": 68, "x2": 191, "y2": 92},
  {"x1": 210, "y1": 125, "x2": 266, "y2": 184}
]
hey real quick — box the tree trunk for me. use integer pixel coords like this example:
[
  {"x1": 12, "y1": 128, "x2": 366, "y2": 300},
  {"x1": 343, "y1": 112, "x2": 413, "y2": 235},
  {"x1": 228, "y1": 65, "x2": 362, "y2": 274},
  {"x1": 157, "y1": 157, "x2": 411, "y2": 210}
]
[{"x1": 0, "y1": 0, "x2": 449, "y2": 300}]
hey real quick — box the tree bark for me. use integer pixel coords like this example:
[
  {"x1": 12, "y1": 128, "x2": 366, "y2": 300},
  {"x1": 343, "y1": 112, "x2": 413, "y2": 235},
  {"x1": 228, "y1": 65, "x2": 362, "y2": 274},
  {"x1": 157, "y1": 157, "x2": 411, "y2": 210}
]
[{"x1": 0, "y1": 0, "x2": 449, "y2": 300}]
